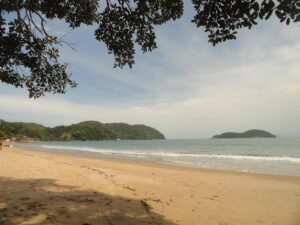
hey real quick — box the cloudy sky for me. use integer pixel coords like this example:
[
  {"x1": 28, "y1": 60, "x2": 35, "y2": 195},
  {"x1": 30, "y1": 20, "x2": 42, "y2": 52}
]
[{"x1": 1, "y1": 3, "x2": 300, "y2": 138}]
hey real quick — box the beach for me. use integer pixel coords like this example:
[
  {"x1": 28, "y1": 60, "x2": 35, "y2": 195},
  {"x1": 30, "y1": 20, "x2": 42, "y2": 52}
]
[{"x1": 0, "y1": 146, "x2": 299, "y2": 225}]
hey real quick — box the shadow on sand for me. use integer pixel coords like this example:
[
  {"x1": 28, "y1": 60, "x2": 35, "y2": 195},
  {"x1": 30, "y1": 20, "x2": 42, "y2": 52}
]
[{"x1": 0, "y1": 177, "x2": 178, "y2": 225}]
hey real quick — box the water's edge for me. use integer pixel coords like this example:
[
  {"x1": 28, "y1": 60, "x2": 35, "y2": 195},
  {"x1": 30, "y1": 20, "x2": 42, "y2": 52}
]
[{"x1": 17, "y1": 138, "x2": 300, "y2": 177}]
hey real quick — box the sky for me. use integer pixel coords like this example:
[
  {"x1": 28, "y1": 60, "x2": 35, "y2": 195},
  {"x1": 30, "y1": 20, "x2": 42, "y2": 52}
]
[{"x1": 1, "y1": 2, "x2": 300, "y2": 139}]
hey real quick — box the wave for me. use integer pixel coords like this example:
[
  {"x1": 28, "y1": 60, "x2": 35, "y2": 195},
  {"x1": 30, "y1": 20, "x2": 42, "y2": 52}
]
[{"x1": 41, "y1": 145, "x2": 300, "y2": 163}]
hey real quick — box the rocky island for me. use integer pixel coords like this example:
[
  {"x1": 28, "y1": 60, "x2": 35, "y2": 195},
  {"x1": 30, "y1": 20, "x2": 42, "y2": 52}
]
[{"x1": 212, "y1": 129, "x2": 276, "y2": 139}]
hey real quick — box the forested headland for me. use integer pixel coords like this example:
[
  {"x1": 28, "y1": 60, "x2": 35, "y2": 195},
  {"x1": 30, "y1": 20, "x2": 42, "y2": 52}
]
[{"x1": 0, "y1": 120, "x2": 165, "y2": 141}]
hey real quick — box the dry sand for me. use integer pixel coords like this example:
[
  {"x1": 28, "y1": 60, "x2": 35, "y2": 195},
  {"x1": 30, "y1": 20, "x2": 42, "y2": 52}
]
[{"x1": 0, "y1": 146, "x2": 299, "y2": 225}]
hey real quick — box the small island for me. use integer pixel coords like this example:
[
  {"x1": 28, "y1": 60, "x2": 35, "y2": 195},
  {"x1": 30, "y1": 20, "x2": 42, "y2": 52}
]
[{"x1": 212, "y1": 129, "x2": 276, "y2": 139}]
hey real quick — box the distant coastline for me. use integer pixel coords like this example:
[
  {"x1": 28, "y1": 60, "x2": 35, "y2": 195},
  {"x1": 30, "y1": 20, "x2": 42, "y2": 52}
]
[
  {"x1": 212, "y1": 129, "x2": 276, "y2": 139},
  {"x1": 0, "y1": 120, "x2": 165, "y2": 141}
]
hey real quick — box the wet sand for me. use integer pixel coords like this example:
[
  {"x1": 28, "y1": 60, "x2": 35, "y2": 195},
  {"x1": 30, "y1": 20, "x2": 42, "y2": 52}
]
[{"x1": 0, "y1": 146, "x2": 299, "y2": 225}]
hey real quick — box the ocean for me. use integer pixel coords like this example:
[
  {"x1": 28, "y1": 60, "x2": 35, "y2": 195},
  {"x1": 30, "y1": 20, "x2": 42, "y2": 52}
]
[{"x1": 18, "y1": 138, "x2": 300, "y2": 176}]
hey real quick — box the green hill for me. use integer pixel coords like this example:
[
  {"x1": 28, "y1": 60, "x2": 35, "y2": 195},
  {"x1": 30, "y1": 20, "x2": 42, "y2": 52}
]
[
  {"x1": 105, "y1": 123, "x2": 165, "y2": 140},
  {"x1": 0, "y1": 120, "x2": 165, "y2": 141},
  {"x1": 212, "y1": 129, "x2": 276, "y2": 139}
]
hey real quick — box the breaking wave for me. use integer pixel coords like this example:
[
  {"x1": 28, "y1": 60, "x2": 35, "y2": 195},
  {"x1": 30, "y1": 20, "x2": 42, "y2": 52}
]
[{"x1": 41, "y1": 145, "x2": 300, "y2": 163}]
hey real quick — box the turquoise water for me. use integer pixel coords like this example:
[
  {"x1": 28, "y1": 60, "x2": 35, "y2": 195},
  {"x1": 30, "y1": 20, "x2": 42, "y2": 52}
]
[{"x1": 19, "y1": 138, "x2": 300, "y2": 176}]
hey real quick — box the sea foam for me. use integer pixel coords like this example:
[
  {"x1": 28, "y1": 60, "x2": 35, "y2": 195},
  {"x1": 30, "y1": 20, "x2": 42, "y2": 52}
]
[{"x1": 41, "y1": 145, "x2": 300, "y2": 163}]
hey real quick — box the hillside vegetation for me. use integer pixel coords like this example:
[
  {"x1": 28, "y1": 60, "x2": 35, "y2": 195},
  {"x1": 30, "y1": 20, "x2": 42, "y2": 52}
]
[{"x1": 0, "y1": 120, "x2": 165, "y2": 141}]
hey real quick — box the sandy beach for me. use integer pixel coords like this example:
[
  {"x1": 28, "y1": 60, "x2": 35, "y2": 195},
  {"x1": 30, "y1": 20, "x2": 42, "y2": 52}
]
[{"x1": 0, "y1": 146, "x2": 299, "y2": 225}]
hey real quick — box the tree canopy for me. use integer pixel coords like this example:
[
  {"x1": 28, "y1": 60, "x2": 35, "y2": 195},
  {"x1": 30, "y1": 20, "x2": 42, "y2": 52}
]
[{"x1": 0, "y1": 0, "x2": 299, "y2": 98}]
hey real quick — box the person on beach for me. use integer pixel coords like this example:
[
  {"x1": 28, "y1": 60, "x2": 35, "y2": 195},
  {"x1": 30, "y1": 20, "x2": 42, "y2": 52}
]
[{"x1": 0, "y1": 137, "x2": 7, "y2": 150}]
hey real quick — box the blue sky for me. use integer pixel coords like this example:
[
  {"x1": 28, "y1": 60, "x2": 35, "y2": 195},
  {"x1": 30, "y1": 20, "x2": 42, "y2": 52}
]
[{"x1": 1, "y1": 2, "x2": 300, "y2": 138}]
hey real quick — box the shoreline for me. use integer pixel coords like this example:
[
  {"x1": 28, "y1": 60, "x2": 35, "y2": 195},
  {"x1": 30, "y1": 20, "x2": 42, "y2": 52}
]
[
  {"x1": 15, "y1": 144, "x2": 300, "y2": 179},
  {"x1": 0, "y1": 146, "x2": 299, "y2": 225}
]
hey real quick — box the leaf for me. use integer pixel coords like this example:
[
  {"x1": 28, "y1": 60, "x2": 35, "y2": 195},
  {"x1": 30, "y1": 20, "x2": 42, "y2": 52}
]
[
  {"x1": 295, "y1": 14, "x2": 300, "y2": 22},
  {"x1": 275, "y1": 10, "x2": 284, "y2": 19},
  {"x1": 265, "y1": 10, "x2": 273, "y2": 20}
]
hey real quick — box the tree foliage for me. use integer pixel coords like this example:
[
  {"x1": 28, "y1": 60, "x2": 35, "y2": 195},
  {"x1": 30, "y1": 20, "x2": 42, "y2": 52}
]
[{"x1": 0, "y1": 0, "x2": 299, "y2": 97}]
